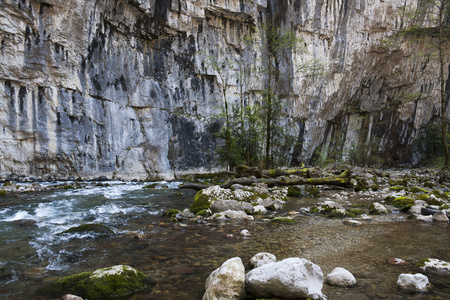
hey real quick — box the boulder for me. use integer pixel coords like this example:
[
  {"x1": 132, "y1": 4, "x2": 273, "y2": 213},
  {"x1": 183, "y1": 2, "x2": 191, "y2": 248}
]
[
  {"x1": 369, "y1": 203, "x2": 389, "y2": 215},
  {"x1": 245, "y1": 257, "x2": 326, "y2": 300},
  {"x1": 213, "y1": 210, "x2": 253, "y2": 221},
  {"x1": 252, "y1": 205, "x2": 267, "y2": 214},
  {"x1": 203, "y1": 257, "x2": 246, "y2": 300},
  {"x1": 249, "y1": 252, "x2": 277, "y2": 269},
  {"x1": 175, "y1": 208, "x2": 195, "y2": 220},
  {"x1": 191, "y1": 186, "x2": 235, "y2": 214},
  {"x1": 61, "y1": 224, "x2": 114, "y2": 236},
  {"x1": 326, "y1": 267, "x2": 356, "y2": 287},
  {"x1": 417, "y1": 258, "x2": 450, "y2": 276},
  {"x1": 211, "y1": 199, "x2": 253, "y2": 214},
  {"x1": 432, "y1": 210, "x2": 449, "y2": 222},
  {"x1": 41, "y1": 265, "x2": 153, "y2": 299},
  {"x1": 240, "y1": 229, "x2": 251, "y2": 237},
  {"x1": 397, "y1": 273, "x2": 430, "y2": 292}
]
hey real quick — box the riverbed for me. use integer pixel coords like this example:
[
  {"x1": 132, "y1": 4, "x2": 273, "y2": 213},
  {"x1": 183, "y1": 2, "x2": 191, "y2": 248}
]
[{"x1": 0, "y1": 181, "x2": 449, "y2": 299}]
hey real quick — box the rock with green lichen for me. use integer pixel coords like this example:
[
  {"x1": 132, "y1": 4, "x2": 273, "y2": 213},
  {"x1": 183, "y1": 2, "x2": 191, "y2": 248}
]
[
  {"x1": 388, "y1": 179, "x2": 408, "y2": 187},
  {"x1": 270, "y1": 217, "x2": 296, "y2": 224},
  {"x1": 39, "y1": 265, "x2": 154, "y2": 299},
  {"x1": 287, "y1": 185, "x2": 318, "y2": 198},
  {"x1": 431, "y1": 189, "x2": 449, "y2": 199},
  {"x1": 389, "y1": 185, "x2": 405, "y2": 191},
  {"x1": 393, "y1": 197, "x2": 415, "y2": 209},
  {"x1": 0, "y1": 190, "x2": 6, "y2": 197},
  {"x1": 354, "y1": 179, "x2": 368, "y2": 192},
  {"x1": 163, "y1": 209, "x2": 180, "y2": 218},
  {"x1": 416, "y1": 258, "x2": 450, "y2": 276},
  {"x1": 369, "y1": 203, "x2": 389, "y2": 215},
  {"x1": 311, "y1": 201, "x2": 347, "y2": 218},
  {"x1": 409, "y1": 186, "x2": 427, "y2": 193}
]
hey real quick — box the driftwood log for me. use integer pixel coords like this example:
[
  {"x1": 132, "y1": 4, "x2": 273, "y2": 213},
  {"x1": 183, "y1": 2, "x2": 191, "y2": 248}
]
[{"x1": 180, "y1": 170, "x2": 351, "y2": 191}]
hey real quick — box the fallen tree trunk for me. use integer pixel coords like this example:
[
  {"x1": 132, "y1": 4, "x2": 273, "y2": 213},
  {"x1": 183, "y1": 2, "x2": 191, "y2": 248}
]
[{"x1": 180, "y1": 170, "x2": 351, "y2": 191}]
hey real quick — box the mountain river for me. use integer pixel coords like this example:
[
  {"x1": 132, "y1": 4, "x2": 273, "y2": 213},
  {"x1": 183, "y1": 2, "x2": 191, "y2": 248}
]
[{"x1": 0, "y1": 181, "x2": 449, "y2": 299}]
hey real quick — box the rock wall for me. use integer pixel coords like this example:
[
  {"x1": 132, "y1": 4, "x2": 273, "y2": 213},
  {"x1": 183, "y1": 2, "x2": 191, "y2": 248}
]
[{"x1": 0, "y1": 0, "x2": 448, "y2": 179}]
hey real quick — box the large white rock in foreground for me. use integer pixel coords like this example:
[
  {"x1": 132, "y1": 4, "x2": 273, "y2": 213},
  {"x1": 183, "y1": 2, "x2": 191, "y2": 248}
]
[
  {"x1": 203, "y1": 257, "x2": 246, "y2": 300},
  {"x1": 245, "y1": 257, "x2": 326, "y2": 300},
  {"x1": 397, "y1": 273, "x2": 430, "y2": 292}
]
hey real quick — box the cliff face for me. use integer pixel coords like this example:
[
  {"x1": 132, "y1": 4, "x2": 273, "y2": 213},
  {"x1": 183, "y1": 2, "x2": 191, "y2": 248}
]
[{"x1": 0, "y1": 0, "x2": 448, "y2": 179}]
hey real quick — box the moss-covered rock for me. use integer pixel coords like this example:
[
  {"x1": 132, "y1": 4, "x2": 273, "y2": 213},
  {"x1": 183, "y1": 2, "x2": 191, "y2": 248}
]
[
  {"x1": 163, "y1": 209, "x2": 180, "y2": 218},
  {"x1": 431, "y1": 189, "x2": 449, "y2": 199},
  {"x1": 305, "y1": 186, "x2": 320, "y2": 197},
  {"x1": 423, "y1": 181, "x2": 435, "y2": 188},
  {"x1": 425, "y1": 197, "x2": 443, "y2": 206},
  {"x1": 61, "y1": 224, "x2": 114, "y2": 236},
  {"x1": 354, "y1": 179, "x2": 368, "y2": 192},
  {"x1": 369, "y1": 203, "x2": 389, "y2": 215},
  {"x1": 389, "y1": 185, "x2": 405, "y2": 191},
  {"x1": 143, "y1": 183, "x2": 168, "y2": 189},
  {"x1": 40, "y1": 265, "x2": 153, "y2": 299},
  {"x1": 388, "y1": 179, "x2": 408, "y2": 187},
  {"x1": 195, "y1": 209, "x2": 212, "y2": 217},
  {"x1": 190, "y1": 186, "x2": 236, "y2": 214},
  {"x1": 270, "y1": 217, "x2": 296, "y2": 224},
  {"x1": 409, "y1": 186, "x2": 427, "y2": 193},
  {"x1": 417, "y1": 194, "x2": 430, "y2": 201},
  {"x1": 393, "y1": 196, "x2": 415, "y2": 209},
  {"x1": 0, "y1": 190, "x2": 6, "y2": 197}
]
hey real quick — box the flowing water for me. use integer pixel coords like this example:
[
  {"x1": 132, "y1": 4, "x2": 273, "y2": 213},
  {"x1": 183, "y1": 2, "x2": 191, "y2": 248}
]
[{"x1": 0, "y1": 181, "x2": 449, "y2": 299}]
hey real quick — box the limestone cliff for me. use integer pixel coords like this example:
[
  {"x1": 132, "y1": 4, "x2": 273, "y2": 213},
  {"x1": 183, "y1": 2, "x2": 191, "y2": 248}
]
[{"x1": 0, "y1": 0, "x2": 448, "y2": 179}]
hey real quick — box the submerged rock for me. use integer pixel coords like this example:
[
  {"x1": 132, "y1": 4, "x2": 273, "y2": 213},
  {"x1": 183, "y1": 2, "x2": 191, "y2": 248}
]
[
  {"x1": 369, "y1": 202, "x2": 389, "y2": 215},
  {"x1": 41, "y1": 265, "x2": 153, "y2": 299},
  {"x1": 61, "y1": 224, "x2": 114, "y2": 236},
  {"x1": 203, "y1": 257, "x2": 246, "y2": 300},
  {"x1": 245, "y1": 257, "x2": 326, "y2": 300},
  {"x1": 397, "y1": 273, "x2": 430, "y2": 292}
]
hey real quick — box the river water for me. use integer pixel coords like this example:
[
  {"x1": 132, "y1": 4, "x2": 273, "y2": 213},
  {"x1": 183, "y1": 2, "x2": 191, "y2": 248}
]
[{"x1": 0, "y1": 181, "x2": 449, "y2": 299}]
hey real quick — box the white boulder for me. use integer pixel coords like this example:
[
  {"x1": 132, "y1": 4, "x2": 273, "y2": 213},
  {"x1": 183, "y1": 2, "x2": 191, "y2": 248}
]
[
  {"x1": 397, "y1": 273, "x2": 430, "y2": 292},
  {"x1": 245, "y1": 257, "x2": 326, "y2": 300},
  {"x1": 249, "y1": 252, "x2": 277, "y2": 269},
  {"x1": 418, "y1": 258, "x2": 450, "y2": 276},
  {"x1": 240, "y1": 229, "x2": 251, "y2": 237},
  {"x1": 326, "y1": 267, "x2": 356, "y2": 287},
  {"x1": 203, "y1": 257, "x2": 246, "y2": 300}
]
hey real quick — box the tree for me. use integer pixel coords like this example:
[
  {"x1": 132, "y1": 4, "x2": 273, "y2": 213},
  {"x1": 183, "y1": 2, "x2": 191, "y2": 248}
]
[{"x1": 400, "y1": 0, "x2": 450, "y2": 165}]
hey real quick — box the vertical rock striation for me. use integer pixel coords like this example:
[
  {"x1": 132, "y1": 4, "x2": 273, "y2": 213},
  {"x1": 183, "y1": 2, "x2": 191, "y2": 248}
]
[{"x1": 0, "y1": 0, "x2": 448, "y2": 179}]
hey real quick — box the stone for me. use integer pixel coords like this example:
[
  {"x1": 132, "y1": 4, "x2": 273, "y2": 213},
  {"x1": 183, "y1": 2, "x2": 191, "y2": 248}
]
[
  {"x1": 218, "y1": 210, "x2": 253, "y2": 220},
  {"x1": 397, "y1": 273, "x2": 430, "y2": 292},
  {"x1": 326, "y1": 267, "x2": 356, "y2": 287},
  {"x1": 417, "y1": 258, "x2": 450, "y2": 276},
  {"x1": 240, "y1": 229, "x2": 251, "y2": 237},
  {"x1": 245, "y1": 257, "x2": 326, "y2": 300},
  {"x1": 40, "y1": 265, "x2": 153, "y2": 299},
  {"x1": 408, "y1": 205, "x2": 422, "y2": 214},
  {"x1": 61, "y1": 224, "x2": 114, "y2": 236},
  {"x1": 421, "y1": 207, "x2": 439, "y2": 215},
  {"x1": 210, "y1": 199, "x2": 254, "y2": 214},
  {"x1": 61, "y1": 295, "x2": 83, "y2": 300},
  {"x1": 369, "y1": 202, "x2": 389, "y2": 215},
  {"x1": 432, "y1": 211, "x2": 449, "y2": 222},
  {"x1": 249, "y1": 252, "x2": 277, "y2": 269},
  {"x1": 203, "y1": 257, "x2": 246, "y2": 300},
  {"x1": 175, "y1": 208, "x2": 195, "y2": 220},
  {"x1": 416, "y1": 215, "x2": 433, "y2": 221},
  {"x1": 252, "y1": 205, "x2": 267, "y2": 214}
]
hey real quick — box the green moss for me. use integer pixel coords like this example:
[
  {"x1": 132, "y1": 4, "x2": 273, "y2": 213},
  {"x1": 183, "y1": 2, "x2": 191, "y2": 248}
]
[
  {"x1": 393, "y1": 196, "x2": 415, "y2": 208},
  {"x1": 347, "y1": 208, "x2": 364, "y2": 216},
  {"x1": 287, "y1": 186, "x2": 303, "y2": 197},
  {"x1": 329, "y1": 210, "x2": 347, "y2": 218},
  {"x1": 305, "y1": 186, "x2": 320, "y2": 197},
  {"x1": 409, "y1": 186, "x2": 427, "y2": 193},
  {"x1": 440, "y1": 204, "x2": 450, "y2": 210},
  {"x1": 349, "y1": 203, "x2": 368, "y2": 208},
  {"x1": 384, "y1": 195, "x2": 396, "y2": 203},
  {"x1": 0, "y1": 190, "x2": 6, "y2": 197},
  {"x1": 270, "y1": 217, "x2": 296, "y2": 224},
  {"x1": 415, "y1": 258, "x2": 431, "y2": 268},
  {"x1": 424, "y1": 181, "x2": 435, "y2": 188},
  {"x1": 163, "y1": 209, "x2": 180, "y2": 218},
  {"x1": 370, "y1": 184, "x2": 380, "y2": 191},
  {"x1": 173, "y1": 192, "x2": 184, "y2": 197},
  {"x1": 431, "y1": 189, "x2": 449, "y2": 199},
  {"x1": 96, "y1": 183, "x2": 110, "y2": 187},
  {"x1": 40, "y1": 266, "x2": 153, "y2": 299},
  {"x1": 417, "y1": 194, "x2": 430, "y2": 200},
  {"x1": 388, "y1": 179, "x2": 408, "y2": 187},
  {"x1": 63, "y1": 185, "x2": 74, "y2": 190},
  {"x1": 196, "y1": 209, "x2": 211, "y2": 217},
  {"x1": 425, "y1": 197, "x2": 443, "y2": 206},
  {"x1": 354, "y1": 179, "x2": 368, "y2": 192},
  {"x1": 369, "y1": 204, "x2": 386, "y2": 215},
  {"x1": 3, "y1": 181, "x2": 11, "y2": 187},
  {"x1": 190, "y1": 190, "x2": 213, "y2": 214},
  {"x1": 389, "y1": 185, "x2": 405, "y2": 191}
]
